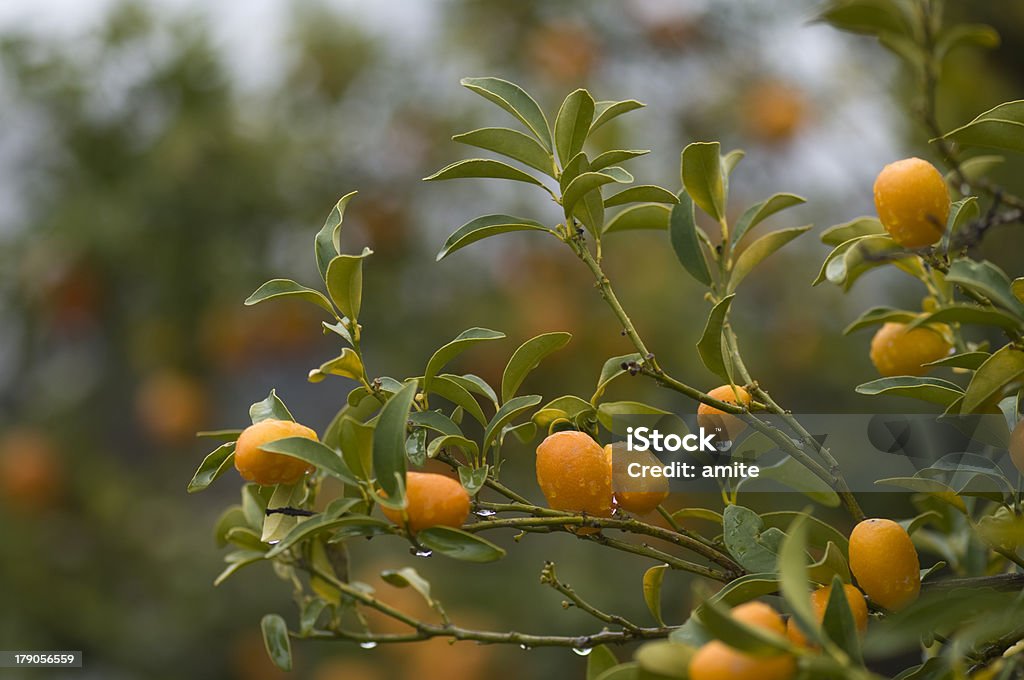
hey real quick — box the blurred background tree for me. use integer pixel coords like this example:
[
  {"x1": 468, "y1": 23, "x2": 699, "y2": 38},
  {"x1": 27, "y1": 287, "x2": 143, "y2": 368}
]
[{"x1": 0, "y1": 1, "x2": 1022, "y2": 678}]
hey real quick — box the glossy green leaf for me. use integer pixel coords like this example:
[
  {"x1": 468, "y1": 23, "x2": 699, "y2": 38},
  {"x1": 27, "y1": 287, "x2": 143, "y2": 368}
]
[
  {"x1": 908, "y1": 304, "x2": 1023, "y2": 333},
  {"x1": 590, "y1": 149, "x2": 649, "y2": 171},
  {"x1": 373, "y1": 382, "x2": 417, "y2": 502},
  {"x1": 815, "y1": 234, "x2": 924, "y2": 290},
  {"x1": 187, "y1": 442, "x2": 236, "y2": 493},
  {"x1": 460, "y1": 77, "x2": 552, "y2": 150},
  {"x1": 680, "y1": 142, "x2": 725, "y2": 221},
  {"x1": 821, "y1": 575, "x2": 863, "y2": 663},
  {"x1": 424, "y1": 158, "x2": 547, "y2": 187},
  {"x1": 818, "y1": 0, "x2": 911, "y2": 37},
  {"x1": 264, "y1": 505, "x2": 366, "y2": 558},
  {"x1": 250, "y1": 390, "x2": 294, "y2": 424},
  {"x1": 729, "y1": 226, "x2": 811, "y2": 292},
  {"x1": 936, "y1": 23, "x2": 1000, "y2": 60},
  {"x1": 761, "y1": 512, "x2": 849, "y2": 555},
  {"x1": 261, "y1": 483, "x2": 306, "y2": 543},
  {"x1": 405, "y1": 428, "x2": 427, "y2": 466},
  {"x1": 426, "y1": 434, "x2": 479, "y2": 461},
  {"x1": 642, "y1": 564, "x2": 667, "y2": 626},
  {"x1": 587, "y1": 645, "x2": 619, "y2": 680},
  {"x1": 597, "y1": 401, "x2": 671, "y2": 434},
  {"x1": 963, "y1": 346, "x2": 1024, "y2": 413},
  {"x1": 452, "y1": 127, "x2": 554, "y2": 175},
  {"x1": 325, "y1": 247, "x2": 372, "y2": 322},
  {"x1": 778, "y1": 516, "x2": 820, "y2": 646},
  {"x1": 706, "y1": 573, "x2": 780, "y2": 607},
  {"x1": 308, "y1": 347, "x2": 363, "y2": 383},
  {"x1": 744, "y1": 457, "x2": 840, "y2": 506},
  {"x1": 338, "y1": 417, "x2": 374, "y2": 481},
  {"x1": 260, "y1": 437, "x2": 358, "y2": 484},
  {"x1": 592, "y1": 353, "x2": 642, "y2": 403},
  {"x1": 696, "y1": 295, "x2": 735, "y2": 382},
  {"x1": 807, "y1": 541, "x2": 851, "y2": 585},
  {"x1": 634, "y1": 641, "x2": 694, "y2": 679},
  {"x1": 554, "y1": 88, "x2": 595, "y2": 165},
  {"x1": 855, "y1": 376, "x2": 964, "y2": 406},
  {"x1": 429, "y1": 375, "x2": 487, "y2": 426},
  {"x1": 946, "y1": 259, "x2": 1024, "y2": 316},
  {"x1": 501, "y1": 332, "x2": 572, "y2": 403},
  {"x1": 946, "y1": 196, "x2": 979, "y2": 242},
  {"x1": 417, "y1": 526, "x2": 505, "y2": 562},
  {"x1": 408, "y1": 410, "x2": 462, "y2": 437},
  {"x1": 1012, "y1": 277, "x2": 1024, "y2": 303},
  {"x1": 563, "y1": 171, "x2": 630, "y2": 221},
  {"x1": 669, "y1": 190, "x2": 712, "y2": 286},
  {"x1": 722, "y1": 149, "x2": 745, "y2": 178},
  {"x1": 445, "y1": 374, "x2": 499, "y2": 409},
  {"x1": 925, "y1": 352, "x2": 990, "y2": 370},
  {"x1": 731, "y1": 193, "x2": 806, "y2": 246},
  {"x1": 458, "y1": 464, "x2": 488, "y2": 496},
  {"x1": 698, "y1": 597, "x2": 792, "y2": 656},
  {"x1": 436, "y1": 214, "x2": 550, "y2": 261},
  {"x1": 503, "y1": 421, "x2": 537, "y2": 445},
  {"x1": 843, "y1": 306, "x2": 918, "y2": 334},
  {"x1": 214, "y1": 549, "x2": 264, "y2": 586},
  {"x1": 820, "y1": 216, "x2": 885, "y2": 246},
  {"x1": 722, "y1": 505, "x2": 785, "y2": 573},
  {"x1": 244, "y1": 279, "x2": 335, "y2": 316},
  {"x1": 483, "y1": 394, "x2": 543, "y2": 453},
  {"x1": 604, "y1": 185, "x2": 678, "y2": 208},
  {"x1": 260, "y1": 614, "x2": 292, "y2": 672},
  {"x1": 942, "y1": 100, "x2": 1024, "y2": 153},
  {"x1": 594, "y1": 663, "x2": 639, "y2": 680},
  {"x1": 315, "y1": 191, "x2": 358, "y2": 281},
  {"x1": 214, "y1": 506, "x2": 248, "y2": 548},
  {"x1": 424, "y1": 328, "x2": 505, "y2": 390},
  {"x1": 603, "y1": 204, "x2": 671, "y2": 234},
  {"x1": 876, "y1": 477, "x2": 966, "y2": 512},
  {"x1": 381, "y1": 566, "x2": 434, "y2": 604},
  {"x1": 590, "y1": 99, "x2": 645, "y2": 133}
]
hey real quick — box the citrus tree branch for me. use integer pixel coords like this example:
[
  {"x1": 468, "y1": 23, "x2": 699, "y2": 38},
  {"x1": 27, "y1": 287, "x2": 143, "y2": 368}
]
[{"x1": 540, "y1": 561, "x2": 643, "y2": 633}]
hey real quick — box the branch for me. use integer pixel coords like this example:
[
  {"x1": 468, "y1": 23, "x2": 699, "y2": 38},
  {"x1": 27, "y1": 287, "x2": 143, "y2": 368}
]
[{"x1": 540, "y1": 561, "x2": 643, "y2": 633}]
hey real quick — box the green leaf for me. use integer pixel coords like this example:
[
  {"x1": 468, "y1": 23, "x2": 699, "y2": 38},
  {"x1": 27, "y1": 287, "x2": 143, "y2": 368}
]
[
  {"x1": 1013, "y1": 278, "x2": 1024, "y2": 303},
  {"x1": 338, "y1": 417, "x2": 374, "y2": 481},
  {"x1": 680, "y1": 142, "x2": 725, "y2": 220},
  {"x1": 594, "y1": 663, "x2": 640, "y2": 680},
  {"x1": 729, "y1": 226, "x2": 811, "y2": 292},
  {"x1": 315, "y1": 191, "x2": 358, "y2": 281},
  {"x1": 946, "y1": 259, "x2": 1024, "y2": 316},
  {"x1": 597, "y1": 401, "x2": 672, "y2": 434},
  {"x1": 308, "y1": 347, "x2": 363, "y2": 383},
  {"x1": 424, "y1": 328, "x2": 505, "y2": 391},
  {"x1": 590, "y1": 149, "x2": 649, "y2": 172},
  {"x1": 592, "y1": 353, "x2": 642, "y2": 403},
  {"x1": 634, "y1": 641, "x2": 695, "y2": 679},
  {"x1": 406, "y1": 428, "x2": 427, "y2": 467},
  {"x1": 381, "y1": 566, "x2": 434, "y2": 605},
  {"x1": 424, "y1": 158, "x2": 547, "y2": 187},
  {"x1": 187, "y1": 442, "x2": 236, "y2": 493},
  {"x1": 590, "y1": 99, "x2": 645, "y2": 132},
  {"x1": 408, "y1": 410, "x2": 462, "y2": 437},
  {"x1": 669, "y1": 190, "x2": 712, "y2": 286},
  {"x1": 587, "y1": 645, "x2": 619, "y2": 680},
  {"x1": 483, "y1": 394, "x2": 543, "y2": 453},
  {"x1": 429, "y1": 375, "x2": 487, "y2": 426},
  {"x1": 260, "y1": 437, "x2": 358, "y2": 485},
  {"x1": 941, "y1": 100, "x2": 1024, "y2": 153},
  {"x1": 963, "y1": 346, "x2": 1024, "y2": 413},
  {"x1": 503, "y1": 421, "x2": 537, "y2": 445},
  {"x1": 821, "y1": 575, "x2": 863, "y2": 663},
  {"x1": 262, "y1": 483, "x2": 307, "y2": 543},
  {"x1": 843, "y1": 306, "x2": 918, "y2": 334},
  {"x1": 855, "y1": 376, "x2": 964, "y2": 406},
  {"x1": 436, "y1": 214, "x2": 551, "y2": 261},
  {"x1": 946, "y1": 197, "x2": 979, "y2": 242},
  {"x1": 214, "y1": 549, "x2": 265, "y2": 586},
  {"x1": 603, "y1": 204, "x2": 671, "y2": 234},
  {"x1": 452, "y1": 127, "x2": 554, "y2": 176},
  {"x1": 426, "y1": 434, "x2": 480, "y2": 461},
  {"x1": 265, "y1": 505, "x2": 366, "y2": 558},
  {"x1": 214, "y1": 506, "x2": 248, "y2": 548},
  {"x1": 244, "y1": 279, "x2": 335, "y2": 316},
  {"x1": 555, "y1": 88, "x2": 596, "y2": 165},
  {"x1": 925, "y1": 352, "x2": 990, "y2": 370},
  {"x1": 744, "y1": 457, "x2": 840, "y2": 507},
  {"x1": 731, "y1": 194, "x2": 806, "y2": 246},
  {"x1": 815, "y1": 234, "x2": 924, "y2": 290},
  {"x1": 373, "y1": 382, "x2": 417, "y2": 502},
  {"x1": 817, "y1": 0, "x2": 911, "y2": 37},
  {"x1": 461, "y1": 77, "x2": 552, "y2": 150},
  {"x1": 778, "y1": 516, "x2": 820, "y2": 646},
  {"x1": 820, "y1": 216, "x2": 885, "y2": 246},
  {"x1": 908, "y1": 305, "x2": 1023, "y2": 333},
  {"x1": 250, "y1": 390, "x2": 294, "y2": 424},
  {"x1": 604, "y1": 185, "x2": 679, "y2": 208},
  {"x1": 697, "y1": 295, "x2": 735, "y2": 382},
  {"x1": 642, "y1": 564, "x2": 667, "y2": 626},
  {"x1": 936, "y1": 23, "x2": 1000, "y2": 60},
  {"x1": 325, "y1": 247, "x2": 372, "y2": 322},
  {"x1": 698, "y1": 597, "x2": 792, "y2": 656},
  {"x1": 807, "y1": 541, "x2": 851, "y2": 585},
  {"x1": 446, "y1": 374, "x2": 499, "y2": 409},
  {"x1": 722, "y1": 149, "x2": 745, "y2": 178},
  {"x1": 260, "y1": 614, "x2": 292, "y2": 672},
  {"x1": 875, "y1": 477, "x2": 966, "y2": 512},
  {"x1": 707, "y1": 573, "x2": 780, "y2": 608},
  {"x1": 458, "y1": 464, "x2": 488, "y2": 496},
  {"x1": 501, "y1": 332, "x2": 572, "y2": 403},
  {"x1": 761, "y1": 512, "x2": 850, "y2": 555},
  {"x1": 417, "y1": 526, "x2": 506, "y2": 562},
  {"x1": 562, "y1": 171, "x2": 630, "y2": 226},
  {"x1": 722, "y1": 505, "x2": 785, "y2": 573}
]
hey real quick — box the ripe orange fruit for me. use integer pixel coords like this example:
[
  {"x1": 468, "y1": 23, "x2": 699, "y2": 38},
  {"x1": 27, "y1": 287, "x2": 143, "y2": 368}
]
[
  {"x1": 234, "y1": 419, "x2": 317, "y2": 486},
  {"x1": 785, "y1": 583, "x2": 868, "y2": 646},
  {"x1": 1011, "y1": 420, "x2": 1024, "y2": 474},
  {"x1": 135, "y1": 370, "x2": 208, "y2": 445},
  {"x1": 849, "y1": 518, "x2": 920, "y2": 611},
  {"x1": 0, "y1": 429, "x2": 63, "y2": 512},
  {"x1": 690, "y1": 602, "x2": 796, "y2": 680},
  {"x1": 381, "y1": 472, "x2": 470, "y2": 534},
  {"x1": 873, "y1": 157, "x2": 950, "y2": 248},
  {"x1": 606, "y1": 442, "x2": 669, "y2": 515},
  {"x1": 698, "y1": 385, "x2": 752, "y2": 442},
  {"x1": 869, "y1": 322, "x2": 952, "y2": 377},
  {"x1": 743, "y1": 81, "x2": 807, "y2": 144},
  {"x1": 536, "y1": 431, "x2": 614, "y2": 528}
]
